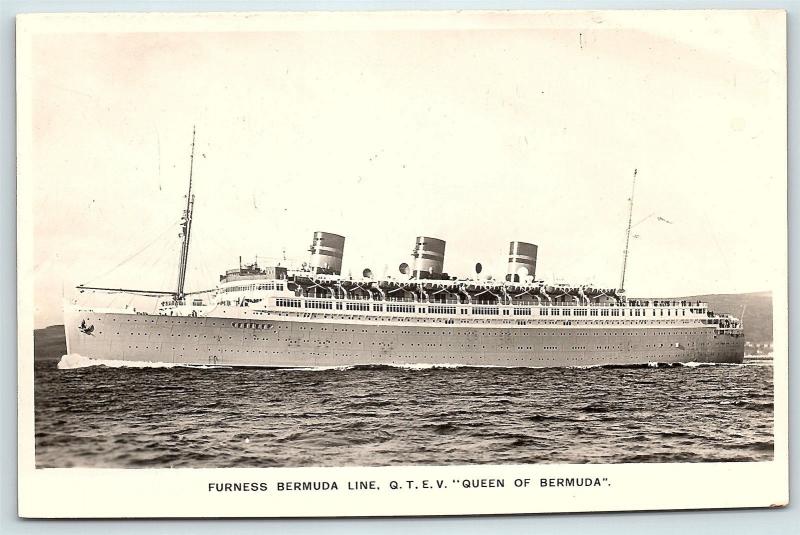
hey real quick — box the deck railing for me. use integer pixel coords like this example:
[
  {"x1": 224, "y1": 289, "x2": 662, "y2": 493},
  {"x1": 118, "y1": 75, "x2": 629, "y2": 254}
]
[{"x1": 291, "y1": 296, "x2": 707, "y2": 309}]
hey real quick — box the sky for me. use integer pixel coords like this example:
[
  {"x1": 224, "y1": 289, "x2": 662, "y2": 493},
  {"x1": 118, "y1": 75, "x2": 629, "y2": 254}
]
[{"x1": 20, "y1": 11, "x2": 786, "y2": 328}]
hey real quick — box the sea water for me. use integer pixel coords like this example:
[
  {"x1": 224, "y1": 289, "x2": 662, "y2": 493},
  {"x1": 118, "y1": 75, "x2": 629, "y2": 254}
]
[{"x1": 34, "y1": 356, "x2": 774, "y2": 467}]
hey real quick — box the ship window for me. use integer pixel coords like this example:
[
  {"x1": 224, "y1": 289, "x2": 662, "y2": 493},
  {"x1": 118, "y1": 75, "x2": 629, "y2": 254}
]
[{"x1": 304, "y1": 300, "x2": 333, "y2": 310}]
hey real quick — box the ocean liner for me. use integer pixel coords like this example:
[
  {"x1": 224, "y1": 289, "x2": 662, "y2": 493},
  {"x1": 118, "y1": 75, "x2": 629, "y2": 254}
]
[{"x1": 64, "y1": 133, "x2": 744, "y2": 368}]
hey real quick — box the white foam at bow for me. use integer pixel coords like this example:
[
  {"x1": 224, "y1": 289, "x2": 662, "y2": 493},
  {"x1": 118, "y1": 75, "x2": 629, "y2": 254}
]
[{"x1": 58, "y1": 353, "x2": 178, "y2": 369}]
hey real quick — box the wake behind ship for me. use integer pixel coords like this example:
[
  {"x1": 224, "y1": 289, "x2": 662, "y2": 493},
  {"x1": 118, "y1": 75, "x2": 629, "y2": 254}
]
[{"x1": 64, "y1": 134, "x2": 745, "y2": 368}]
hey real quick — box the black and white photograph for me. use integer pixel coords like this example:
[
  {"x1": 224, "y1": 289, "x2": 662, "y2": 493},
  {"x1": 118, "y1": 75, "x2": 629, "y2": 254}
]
[{"x1": 17, "y1": 9, "x2": 788, "y2": 517}]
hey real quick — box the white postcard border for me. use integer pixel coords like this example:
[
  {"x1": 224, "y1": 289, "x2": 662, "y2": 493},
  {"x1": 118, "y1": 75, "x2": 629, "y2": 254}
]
[{"x1": 16, "y1": 10, "x2": 789, "y2": 519}]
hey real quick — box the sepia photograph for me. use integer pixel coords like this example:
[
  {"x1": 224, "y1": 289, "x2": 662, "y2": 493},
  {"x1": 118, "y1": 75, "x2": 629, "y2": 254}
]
[{"x1": 17, "y1": 9, "x2": 788, "y2": 517}]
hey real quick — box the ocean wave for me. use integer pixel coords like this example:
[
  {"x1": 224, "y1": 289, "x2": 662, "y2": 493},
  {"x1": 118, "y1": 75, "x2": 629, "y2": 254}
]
[
  {"x1": 58, "y1": 354, "x2": 176, "y2": 370},
  {"x1": 283, "y1": 362, "x2": 516, "y2": 372},
  {"x1": 390, "y1": 362, "x2": 473, "y2": 370},
  {"x1": 56, "y1": 354, "x2": 230, "y2": 370},
  {"x1": 719, "y1": 400, "x2": 774, "y2": 411},
  {"x1": 298, "y1": 360, "x2": 744, "y2": 372},
  {"x1": 36, "y1": 354, "x2": 775, "y2": 468},
  {"x1": 568, "y1": 361, "x2": 746, "y2": 371},
  {"x1": 423, "y1": 422, "x2": 459, "y2": 434},
  {"x1": 579, "y1": 403, "x2": 613, "y2": 413},
  {"x1": 279, "y1": 365, "x2": 357, "y2": 372},
  {"x1": 568, "y1": 363, "x2": 618, "y2": 369},
  {"x1": 56, "y1": 354, "x2": 760, "y2": 372},
  {"x1": 679, "y1": 361, "x2": 735, "y2": 368},
  {"x1": 643, "y1": 361, "x2": 745, "y2": 368},
  {"x1": 295, "y1": 361, "x2": 754, "y2": 372}
]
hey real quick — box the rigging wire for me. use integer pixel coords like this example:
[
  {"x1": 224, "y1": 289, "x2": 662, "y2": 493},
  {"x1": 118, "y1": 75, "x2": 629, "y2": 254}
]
[
  {"x1": 142, "y1": 234, "x2": 178, "y2": 277},
  {"x1": 133, "y1": 232, "x2": 181, "y2": 304},
  {"x1": 155, "y1": 244, "x2": 178, "y2": 298},
  {"x1": 81, "y1": 218, "x2": 182, "y2": 287}
]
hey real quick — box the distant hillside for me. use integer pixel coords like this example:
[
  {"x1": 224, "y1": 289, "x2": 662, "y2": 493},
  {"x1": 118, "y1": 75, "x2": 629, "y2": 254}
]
[
  {"x1": 33, "y1": 325, "x2": 67, "y2": 361},
  {"x1": 684, "y1": 291, "x2": 773, "y2": 345}
]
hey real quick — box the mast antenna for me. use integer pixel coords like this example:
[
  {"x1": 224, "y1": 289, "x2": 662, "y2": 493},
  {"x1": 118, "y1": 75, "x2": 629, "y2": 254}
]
[
  {"x1": 175, "y1": 126, "x2": 196, "y2": 300},
  {"x1": 619, "y1": 168, "x2": 637, "y2": 291}
]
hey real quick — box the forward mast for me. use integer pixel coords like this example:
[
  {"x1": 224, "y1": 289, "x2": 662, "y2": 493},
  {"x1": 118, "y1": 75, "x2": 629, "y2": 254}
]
[{"x1": 175, "y1": 127, "x2": 196, "y2": 300}]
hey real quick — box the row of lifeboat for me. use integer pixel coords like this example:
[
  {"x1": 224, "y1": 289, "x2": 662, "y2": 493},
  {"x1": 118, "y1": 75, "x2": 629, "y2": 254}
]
[{"x1": 290, "y1": 275, "x2": 624, "y2": 302}]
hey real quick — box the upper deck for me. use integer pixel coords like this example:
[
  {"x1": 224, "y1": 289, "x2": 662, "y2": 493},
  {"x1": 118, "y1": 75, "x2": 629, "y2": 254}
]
[{"x1": 147, "y1": 272, "x2": 741, "y2": 334}]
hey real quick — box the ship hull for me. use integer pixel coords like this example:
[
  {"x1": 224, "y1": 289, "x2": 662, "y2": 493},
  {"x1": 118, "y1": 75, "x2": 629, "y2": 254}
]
[{"x1": 64, "y1": 308, "x2": 745, "y2": 368}]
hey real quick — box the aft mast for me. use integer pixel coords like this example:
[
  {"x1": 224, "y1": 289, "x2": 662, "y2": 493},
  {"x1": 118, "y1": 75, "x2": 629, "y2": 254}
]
[
  {"x1": 175, "y1": 127, "x2": 196, "y2": 300},
  {"x1": 619, "y1": 168, "x2": 637, "y2": 292}
]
